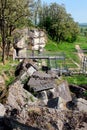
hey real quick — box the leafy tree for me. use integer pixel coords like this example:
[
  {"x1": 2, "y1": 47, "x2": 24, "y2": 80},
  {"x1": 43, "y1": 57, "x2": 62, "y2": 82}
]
[
  {"x1": 32, "y1": 0, "x2": 42, "y2": 26},
  {"x1": 38, "y1": 2, "x2": 80, "y2": 43},
  {"x1": 0, "y1": 0, "x2": 33, "y2": 63}
]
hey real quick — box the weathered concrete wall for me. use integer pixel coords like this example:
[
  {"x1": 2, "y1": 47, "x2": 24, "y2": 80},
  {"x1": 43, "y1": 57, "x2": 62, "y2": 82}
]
[
  {"x1": 29, "y1": 29, "x2": 47, "y2": 52},
  {"x1": 13, "y1": 28, "x2": 47, "y2": 58}
]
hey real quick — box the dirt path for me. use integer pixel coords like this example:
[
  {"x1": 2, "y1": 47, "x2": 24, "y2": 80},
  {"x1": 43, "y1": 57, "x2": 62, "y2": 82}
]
[{"x1": 75, "y1": 45, "x2": 84, "y2": 61}]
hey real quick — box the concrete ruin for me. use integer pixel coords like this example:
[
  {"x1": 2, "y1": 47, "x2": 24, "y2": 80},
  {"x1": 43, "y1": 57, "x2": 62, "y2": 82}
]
[
  {"x1": 13, "y1": 28, "x2": 47, "y2": 60},
  {"x1": 13, "y1": 59, "x2": 72, "y2": 109},
  {"x1": 28, "y1": 29, "x2": 46, "y2": 53},
  {"x1": 0, "y1": 59, "x2": 87, "y2": 130}
]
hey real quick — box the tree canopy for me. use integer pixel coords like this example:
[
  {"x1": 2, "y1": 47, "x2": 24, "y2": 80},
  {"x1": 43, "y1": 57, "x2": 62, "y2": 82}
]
[
  {"x1": 0, "y1": 0, "x2": 33, "y2": 63},
  {"x1": 37, "y1": 2, "x2": 80, "y2": 43}
]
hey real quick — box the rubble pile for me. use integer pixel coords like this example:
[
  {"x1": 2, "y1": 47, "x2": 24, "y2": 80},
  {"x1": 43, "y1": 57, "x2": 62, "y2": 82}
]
[{"x1": 0, "y1": 59, "x2": 87, "y2": 130}]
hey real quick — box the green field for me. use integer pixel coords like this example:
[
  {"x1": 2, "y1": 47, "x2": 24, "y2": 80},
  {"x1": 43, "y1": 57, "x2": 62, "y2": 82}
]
[
  {"x1": 45, "y1": 37, "x2": 80, "y2": 68},
  {"x1": 45, "y1": 35, "x2": 87, "y2": 85}
]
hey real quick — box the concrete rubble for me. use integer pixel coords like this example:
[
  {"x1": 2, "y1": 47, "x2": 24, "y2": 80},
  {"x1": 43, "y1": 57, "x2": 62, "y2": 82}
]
[{"x1": 0, "y1": 59, "x2": 87, "y2": 130}]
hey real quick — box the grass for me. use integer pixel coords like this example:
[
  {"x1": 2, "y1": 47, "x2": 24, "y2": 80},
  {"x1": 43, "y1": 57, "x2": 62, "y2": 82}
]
[
  {"x1": 63, "y1": 74, "x2": 87, "y2": 86},
  {"x1": 45, "y1": 35, "x2": 87, "y2": 86},
  {"x1": 76, "y1": 35, "x2": 87, "y2": 49},
  {"x1": 0, "y1": 58, "x2": 19, "y2": 86},
  {"x1": 45, "y1": 38, "x2": 80, "y2": 68}
]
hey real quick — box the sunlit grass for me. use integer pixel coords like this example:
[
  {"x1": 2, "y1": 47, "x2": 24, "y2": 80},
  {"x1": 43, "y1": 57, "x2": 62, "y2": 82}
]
[
  {"x1": 45, "y1": 35, "x2": 87, "y2": 85},
  {"x1": 45, "y1": 38, "x2": 80, "y2": 68},
  {"x1": 63, "y1": 74, "x2": 87, "y2": 85},
  {"x1": 0, "y1": 58, "x2": 19, "y2": 86}
]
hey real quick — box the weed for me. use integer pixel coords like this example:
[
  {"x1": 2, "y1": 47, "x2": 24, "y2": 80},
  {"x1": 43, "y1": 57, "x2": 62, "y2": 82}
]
[{"x1": 30, "y1": 96, "x2": 35, "y2": 102}]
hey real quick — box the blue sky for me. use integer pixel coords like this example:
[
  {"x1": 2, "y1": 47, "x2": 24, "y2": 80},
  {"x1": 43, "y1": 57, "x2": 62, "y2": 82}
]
[{"x1": 41, "y1": 0, "x2": 87, "y2": 23}]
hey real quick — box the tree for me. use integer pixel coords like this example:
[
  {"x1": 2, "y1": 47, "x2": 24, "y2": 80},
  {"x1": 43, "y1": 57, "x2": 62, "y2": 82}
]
[
  {"x1": 32, "y1": 0, "x2": 42, "y2": 26},
  {"x1": 0, "y1": 0, "x2": 33, "y2": 63},
  {"x1": 0, "y1": 0, "x2": 7, "y2": 64},
  {"x1": 38, "y1": 2, "x2": 80, "y2": 43}
]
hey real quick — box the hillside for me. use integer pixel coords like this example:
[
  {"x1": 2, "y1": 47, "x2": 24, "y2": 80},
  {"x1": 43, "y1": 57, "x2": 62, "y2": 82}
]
[
  {"x1": 79, "y1": 23, "x2": 87, "y2": 28},
  {"x1": 45, "y1": 35, "x2": 87, "y2": 85}
]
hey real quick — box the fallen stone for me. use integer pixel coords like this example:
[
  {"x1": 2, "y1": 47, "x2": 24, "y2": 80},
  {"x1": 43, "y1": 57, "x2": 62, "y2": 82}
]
[
  {"x1": 0, "y1": 103, "x2": 6, "y2": 117},
  {"x1": 76, "y1": 98, "x2": 87, "y2": 113},
  {"x1": 6, "y1": 80, "x2": 37, "y2": 110},
  {"x1": 0, "y1": 106, "x2": 87, "y2": 130},
  {"x1": 57, "y1": 81, "x2": 72, "y2": 103},
  {"x1": 0, "y1": 75, "x2": 5, "y2": 91},
  {"x1": 69, "y1": 84, "x2": 85, "y2": 98},
  {"x1": 37, "y1": 91, "x2": 48, "y2": 105},
  {"x1": 32, "y1": 71, "x2": 53, "y2": 80},
  {"x1": 28, "y1": 77, "x2": 56, "y2": 92},
  {"x1": 20, "y1": 71, "x2": 28, "y2": 82},
  {"x1": 15, "y1": 59, "x2": 38, "y2": 77},
  {"x1": 47, "y1": 88, "x2": 56, "y2": 99},
  {"x1": 4, "y1": 117, "x2": 40, "y2": 130},
  {"x1": 27, "y1": 66, "x2": 37, "y2": 76},
  {"x1": 20, "y1": 66, "x2": 36, "y2": 83},
  {"x1": 13, "y1": 107, "x2": 87, "y2": 130},
  {"x1": 58, "y1": 97, "x2": 68, "y2": 110}
]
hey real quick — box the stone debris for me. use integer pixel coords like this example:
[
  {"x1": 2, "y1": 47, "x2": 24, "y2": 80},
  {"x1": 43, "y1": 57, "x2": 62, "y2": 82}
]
[
  {"x1": 15, "y1": 59, "x2": 38, "y2": 77},
  {"x1": 6, "y1": 80, "x2": 37, "y2": 110},
  {"x1": 57, "y1": 81, "x2": 72, "y2": 103},
  {"x1": 69, "y1": 84, "x2": 85, "y2": 98},
  {"x1": 0, "y1": 59, "x2": 87, "y2": 130},
  {"x1": 32, "y1": 71, "x2": 57, "y2": 79},
  {"x1": 0, "y1": 103, "x2": 6, "y2": 117},
  {"x1": 0, "y1": 75, "x2": 5, "y2": 91},
  {"x1": 76, "y1": 98, "x2": 87, "y2": 113},
  {"x1": 28, "y1": 78, "x2": 56, "y2": 92}
]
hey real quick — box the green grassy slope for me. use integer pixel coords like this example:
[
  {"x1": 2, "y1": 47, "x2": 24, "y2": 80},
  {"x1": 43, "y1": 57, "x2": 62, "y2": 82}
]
[{"x1": 45, "y1": 35, "x2": 87, "y2": 85}]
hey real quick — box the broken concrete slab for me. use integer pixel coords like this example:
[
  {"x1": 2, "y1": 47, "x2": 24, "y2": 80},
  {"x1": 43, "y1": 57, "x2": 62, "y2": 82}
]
[
  {"x1": 76, "y1": 98, "x2": 87, "y2": 113},
  {"x1": 6, "y1": 80, "x2": 37, "y2": 110},
  {"x1": 57, "y1": 81, "x2": 72, "y2": 103},
  {"x1": 15, "y1": 59, "x2": 38, "y2": 77},
  {"x1": 37, "y1": 91, "x2": 48, "y2": 105},
  {"x1": 27, "y1": 66, "x2": 37, "y2": 76},
  {"x1": 0, "y1": 103, "x2": 6, "y2": 117},
  {"x1": 28, "y1": 78, "x2": 56, "y2": 92},
  {"x1": 69, "y1": 84, "x2": 85, "y2": 98},
  {"x1": 32, "y1": 71, "x2": 58, "y2": 79}
]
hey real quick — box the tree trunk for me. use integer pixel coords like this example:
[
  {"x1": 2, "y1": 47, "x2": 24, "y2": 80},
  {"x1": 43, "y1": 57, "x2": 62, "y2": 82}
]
[
  {"x1": 6, "y1": 41, "x2": 10, "y2": 60},
  {"x1": 6, "y1": 26, "x2": 12, "y2": 60},
  {"x1": 1, "y1": 22, "x2": 6, "y2": 64},
  {"x1": 1, "y1": 0, "x2": 6, "y2": 64},
  {"x1": 2, "y1": 42, "x2": 5, "y2": 64}
]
